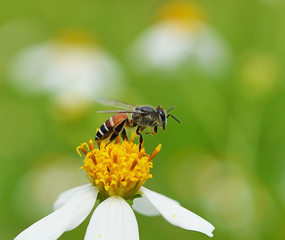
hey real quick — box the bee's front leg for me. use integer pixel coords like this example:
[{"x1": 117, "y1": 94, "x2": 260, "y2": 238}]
[
  {"x1": 145, "y1": 123, "x2": 158, "y2": 135},
  {"x1": 136, "y1": 126, "x2": 144, "y2": 151}
]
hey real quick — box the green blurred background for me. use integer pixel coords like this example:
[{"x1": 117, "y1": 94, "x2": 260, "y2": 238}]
[{"x1": 1, "y1": 0, "x2": 285, "y2": 239}]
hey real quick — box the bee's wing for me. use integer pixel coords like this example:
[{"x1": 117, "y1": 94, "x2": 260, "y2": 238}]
[
  {"x1": 97, "y1": 110, "x2": 146, "y2": 114},
  {"x1": 96, "y1": 99, "x2": 136, "y2": 110}
]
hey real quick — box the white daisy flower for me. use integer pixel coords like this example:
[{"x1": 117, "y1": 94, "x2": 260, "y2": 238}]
[
  {"x1": 15, "y1": 134, "x2": 214, "y2": 240},
  {"x1": 9, "y1": 30, "x2": 122, "y2": 112},
  {"x1": 129, "y1": 1, "x2": 231, "y2": 75}
]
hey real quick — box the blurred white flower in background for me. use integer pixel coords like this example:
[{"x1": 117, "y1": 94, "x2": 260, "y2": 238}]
[
  {"x1": 129, "y1": 1, "x2": 231, "y2": 76},
  {"x1": 9, "y1": 30, "x2": 123, "y2": 118}
]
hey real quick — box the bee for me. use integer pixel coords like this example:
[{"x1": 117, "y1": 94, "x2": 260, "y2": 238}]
[{"x1": 95, "y1": 99, "x2": 180, "y2": 150}]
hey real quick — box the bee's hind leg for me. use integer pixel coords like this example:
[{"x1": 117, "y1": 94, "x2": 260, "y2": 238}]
[
  {"x1": 106, "y1": 119, "x2": 127, "y2": 147},
  {"x1": 136, "y1": 126, "x2": 144, "y2": 151}
]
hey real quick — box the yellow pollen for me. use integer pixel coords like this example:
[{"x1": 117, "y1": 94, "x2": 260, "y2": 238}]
[
  {"x1": 91, "y1": 153, "x2": 97, "y2": 165},
  {"x1": 76, "y1": 143, "x2": 89, "y2": 157},
  {"x1": 130, "y1": 159, "x2": 138, "y2": 171},
  {"x1": 77, "y1": 136, "x2": 161, "y2": 199},
  {"x1": 130, "y1": 131, "x2": 136, "y2": 142},
  {"x1": 89, "y1": 138, "x2": 94, "y2": 150},
  {"x1": 148, "y1": 144, "x2": 162, "y2": 162}
]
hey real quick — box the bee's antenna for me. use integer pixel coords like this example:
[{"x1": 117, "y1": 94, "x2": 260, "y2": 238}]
[
  {"x1": 167, "y1": 114, "x2": 181, "y2": 124},
  {"x1": 167, "y1": 106, "x2": 175, "y2": 112}
]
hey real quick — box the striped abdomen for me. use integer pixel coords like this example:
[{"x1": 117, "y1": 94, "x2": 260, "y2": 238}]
[{"x1": 95, "y1": 113, "x2": 129, "y2": 140}]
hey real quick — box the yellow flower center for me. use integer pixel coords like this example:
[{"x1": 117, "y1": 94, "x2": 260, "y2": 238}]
[
  {"x1": 76, "y1": 132, "x2": 161, "y2": 200},
  {"x1": 157, "y1": 1, "x2": 205, "y2": 24}
]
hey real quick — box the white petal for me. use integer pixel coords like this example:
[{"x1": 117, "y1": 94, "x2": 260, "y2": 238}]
[
  {"x1": 53, "y1": 184, "x2": 92, "y2": 210},
  {"x1": 141, "y1": 187, "x2": 215, "y2": 237},
  {"x1": 84, "y1": 196, "x2": 139, "y2": 240},
  {"x1": 15, "y1": 185, "x2": 98, "y2": 240},
  {"x1": 133, "y1": 187, "x2": 180, "y2": 216},
  {"x1": 132, "y1": 196, "x2": 160, "y2": 216}
]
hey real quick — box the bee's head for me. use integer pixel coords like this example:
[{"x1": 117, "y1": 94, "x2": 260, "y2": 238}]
[
  {"x1": 156, "y1": 106, "x2": 181, "y2": 130},
  {"x1": 156, "y1": 106, "x2": 167, "y2": 130}
]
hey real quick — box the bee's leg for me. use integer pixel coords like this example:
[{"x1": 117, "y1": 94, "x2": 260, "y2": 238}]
[
  {"x1": 106, "y1": 119, "x2": 127, "y2": 147},
  {"x1": 125, "y1": 118, "x2": 132, "y2": 127},
  {"x1": 145, "y1": 123, "x2": 158, "y2": 135},
  {"x1": 106, "y1": 132, "x2": 119, "y2": 147},
  {"x1": 120, "y1": 128, "x2": 128, "y2": 141},
  {"x1": 136, "y1": 126, "x2": 144, "y2": 151}
]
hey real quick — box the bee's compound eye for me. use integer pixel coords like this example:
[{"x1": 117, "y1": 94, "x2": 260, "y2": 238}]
[{"x1": 158, "y1": 109, "x2": 166, "y2": 123}]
